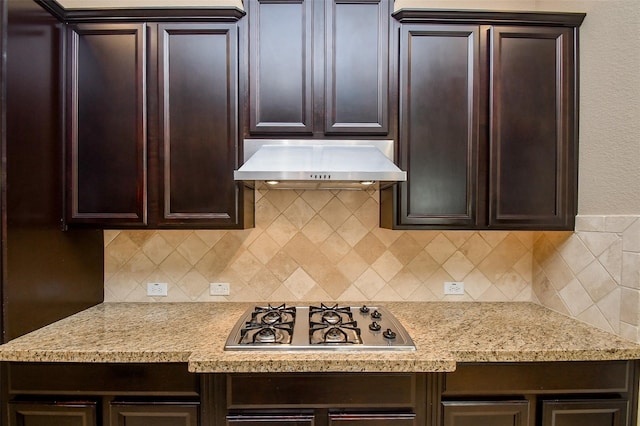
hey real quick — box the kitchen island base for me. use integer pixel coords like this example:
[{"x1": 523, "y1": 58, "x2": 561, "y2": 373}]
[{"x1": 3, "y1": 361, "x2": 638, "y2": 426}]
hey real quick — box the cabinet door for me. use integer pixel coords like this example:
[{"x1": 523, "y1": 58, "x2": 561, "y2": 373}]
[
  {"x1": 10, "y1": 401, "x2": 97, "y2": 426},
  {"x1": 489, "y1": 26, "x2": 576, "y2": 229},
  {"x1": 393, "y1": 25, "x2": 481, "y2": 228},
  {"x1": 110, "y1": 402, "x2": 198, "y2": 426},
  {"x1": 541, "y1": 400, "x2": 628, "y2": 426},
  {"x1": 67, "y1": 24, "x2": 147, "y2": 225},
  {"x1": 329, "y1": 413, "x2": 415, "y2": 425},
  {"x1": 442, "y1": 401, "x2": 529, "y2": 426},
  {"x1": 247, "y1": 0, "x2": 313, "y2": 134},
  {"x1": 157, "y1": 23, "x2": 246, "y2": 227},
  {"x1": 325, "y1": 0, "x2": 390, "y2": 134},
  {"x1": 227, "y1": 414, "x2": 314, "y2": 425}
]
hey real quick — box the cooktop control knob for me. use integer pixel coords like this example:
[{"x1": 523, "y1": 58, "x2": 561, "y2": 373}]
[
  {"x1": 360, "y1": 305, "x2": 370, "y2": 314},
  {"x1": 383, "y1": 329, "x2": 397, "y2": 339},
  {"x1": 371, "y1": 310, "x2": 382, "y2": 319},
  {"x1": 369, "y1": 321, "x2": 381, "y2": 331}
]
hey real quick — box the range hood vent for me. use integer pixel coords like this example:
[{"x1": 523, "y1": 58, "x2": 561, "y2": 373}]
[{"x1": 234, "y1": 139, "x2": 407, "y2": 190}]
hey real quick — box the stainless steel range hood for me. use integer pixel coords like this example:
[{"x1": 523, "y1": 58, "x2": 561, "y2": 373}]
[{"x1": 234, "y1": 139, "x2": 407, "y2": 190}]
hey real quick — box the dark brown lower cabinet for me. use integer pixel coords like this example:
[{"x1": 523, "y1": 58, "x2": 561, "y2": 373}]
[
  {"x1": 329, "y1": 413, "x2": 416, "y2": 425},
  {"x1": 441, "y1": 401, "x2": 529, "y2": 426},
  {"x1": 226, "y1": 415, "x2": 314, "y2": 425},
  {"x1": 110, "y1": 401, "x2": 199, "y2": 426},
  {"x1": 541, "y1": 400, "x2": 628, "y2": 426},
  {"x1": 9, "y1": 400, "x2": 97, "y2": 426}
]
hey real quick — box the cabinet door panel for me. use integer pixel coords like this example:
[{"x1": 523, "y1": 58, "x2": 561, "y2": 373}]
[
  {"x1": 490, "y1": 26, "x2": 575, "y2": 228},
  {"x1": 110, "y1": 402, "x2": 198, "y2": 426},
  {"x1": 248, "y1": 0, "x2": 313, "y2": 134},
  {"x1": 541, "y1": 400, "x2": 628, "y2": 426},
  {"x1": 10, "y1": 401, "x2": 97, "y2": 426},
  {"x1": 227, "y1": 414, "x2": 314, "y2": 425},
  {"x1": 157, "y1": 23, "x2": 242, "y2": 226},
  {"x1": 325, "y1": 0, "x2": 389, "y2": 134},
  {"x1": 442, "y1": 401, "x2": 529, "y2": 426},
  {"x1": 67, "y1": 24, "x2": 146, "y2": 225},
  {"x1": 329, "y1": 413, "x2": 415, "y2": 425},
  {"x1": 396, "y1": 25, "x2": 481, "y2": 227}
]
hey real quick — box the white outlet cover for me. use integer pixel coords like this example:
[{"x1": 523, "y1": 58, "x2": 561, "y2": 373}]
[
  {"x1": 147, "y1": 282, "x2": 168, "y2": 297},
  {"x1": 210, "y1": 282, "x2": 230, "y2": 296},
  {"x1": 444, "y1": 281, "x2": 465, "y2": 295}
]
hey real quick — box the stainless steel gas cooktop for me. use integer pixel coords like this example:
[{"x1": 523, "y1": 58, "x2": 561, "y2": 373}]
[{"x1": 224, "y1": 303, "x2": 416, "y2": 351}]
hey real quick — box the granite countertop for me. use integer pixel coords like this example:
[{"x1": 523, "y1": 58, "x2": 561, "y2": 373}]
[{"x1": 0, "y1": 302, "x2": 639, "y2": 373}]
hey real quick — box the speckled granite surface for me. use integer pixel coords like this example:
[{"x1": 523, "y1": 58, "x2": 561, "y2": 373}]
[{"x1": 0, "y1": 302, "x2": 638, "y2": 373}]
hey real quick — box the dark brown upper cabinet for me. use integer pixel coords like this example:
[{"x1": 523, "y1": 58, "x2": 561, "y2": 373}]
[
  {"x1": 381, "y1": 11, "x2": 585, "y2": 230},
  {"x1": 66, "y1": 20, "x2": 253, "y2": 229},
  {"x1": 244, "y1": 0, "x2": 391, "y2": 137}
]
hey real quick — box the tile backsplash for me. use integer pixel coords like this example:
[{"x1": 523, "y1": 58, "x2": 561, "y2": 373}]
[{"x1": 104, "y1": 189, "x2": 640, "y2": 342}]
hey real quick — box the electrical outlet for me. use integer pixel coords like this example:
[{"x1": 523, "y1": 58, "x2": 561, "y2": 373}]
[
  {"x1": 444, "y1": 281, "x2": 465, "y2": 295},
  {"x1": 210, "y1": 282, "x2": 230, "y2": 296},
  {"x1": 147, "y1": 282, "x2": 168, "y2": 297}
]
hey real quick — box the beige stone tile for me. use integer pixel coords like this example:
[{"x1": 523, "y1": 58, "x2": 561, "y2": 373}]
[
  {"x1": 374, "y1": 285, "x2": 403, "y2": 301},
  {"x1": 107, "y1": 232, "x2": 139, "y2": 265},
  {"x1": 255, "y1": 197, "x2": 280, "y2": 229},
  {"x1": 476, "y1": 286, "x2": 506, "y2": 302},
  {"x1": 422, "y1": 267, "x2": 454, "y2": 300},
  {"x1": 229, "y1": 284, "x2": 261, "y2": 302},
  {"x1": 389, "y1": 233, "x2": 423, "y2": 265},
  {"x1": 176, "y1": 270, "x2": 209, "y2": 301},
  {"x1": 158, "y1": 252, "x2": 192, "y2": 283},
  {"x1": 532, "y1": 274, "x2": 569, "y2": 316},
  {"x1": 248, "y1": 233, "x2": 281, "y2": 265},
  {"x1": 267, "y1": 286, "x2": 299, "y2": 302},
  {"x1": 103, "y1": 230, "x2": 120, "y2": 247},
  {"x1": 575, "y1": 215, "x2": 605, "y2": 232},
  {"x1": 622, "y1": 218, "x2": 640, "y2": 252},
  {"x1": 336, "y1": 216, "x2": 369, "y2": 247},
  {"x1": 576, "y1": 305, "x2": 615, "y2": 334},
  {"x1": 577, "y1": 261, "x2": 617, "y2": 302},
  {"x1": 542, "y1": 252, "x2": 575, "y2": 291},
  {"x1": 372, "y1": 252, "x2": 403, "y2": 282},
  {"x1": 622, "y1": 252, "x2": 640, "y2": 289},
  {"x1": 513, "y1": 251, "x2": 533, "y2": 282},
  {"x1": 605, "y1": 215, "x2": 638, "y2": 233},
  {"x1": 318, "y1": 270, "x2": 351, "y2": 300},
  {"x1": 459, "y1": 233, "x2": 492, "y2": 266},
  {"x1": 283, "y1": 197, "x2": 316, "y2": 229},
  {"x1": 283, "y1": 233, "x2": 319, "y2": 267},
  {"x1": 406, "y1": 230, "x2": 438, "y2": 248},
  {"x1": 442, "y1": 252, "x2": 475, "y2": 281},
  {"x1": 544, "y1": 231, "x2": 573, "y2": 249},
  {"x1": 514, "y1": 286, "x2": 534, "y2": 302},
  {"x1": 477, "y1": 234, "x2": 528, "y2": 282},
  {"x1": 300, "y1": 190, "x2": 334, "y2": 212},
  {"x1": 266, "y1": 250, "x2": 299, "y2": 282},
  {"x1": 354, "y1": 268, "x2": 386, "y2": 300},
  {"x1": 337, "y1": 285, "x2": 367, "y2": 302},
  {"x1": 304, "y1": 286, "x2": 333, "y2": 302},
  {"x1": 354, "y1": 232, "x2": 386, "y2": 264},
  {"x1": 177, "y1": 233, "x2": 210, "y2": 266},
  {"x1": 446, "y1": 231, "x2": 475, "y2": 249},
  {"x1": 619, "y1": 323, "x2": 640, "y2": 344},
  {"x1": 599, "y1": 239, "x2": 623, "y2": 283},
  {"x1": 319, "y1": 233, "x2": 351, "y2": 264},
  {"x1": 370, "y1": 227, "x2": 402, "y2": 247},
  {"x1": 495, "y1": 270, "x2": 528, "y2": 300},
  {"x1": 463, "y1": 269, "x2": 493, "y2": 300},
  {"x1": 388, "y1": 268, "x2": 421, "y2": 300},
  {"x1": 597, "y1": 288, "x2": 621, "y2": 333},
  {"x1": 124, "y1": 284, "x2": 153, "y2": 302},
  {"x1": 142, "y1": 234, "x2": 175, "y2": 265},
  {"x1": 407, "y1": 251, "x2": 440, "y2": 281},
  {"x1": 425, "y1": 233, "x2": 457, "y2": 264},
  {"x1": 104, "y1": 252, "x2": 125, "y2": 282},
  {"x1": 337, "y1": 190, "x2": 372, "y2": 213},
  {"x1": 533, "y1": 233, "x2": 557, "y2": 264},
  {"x1": 337, "y1": 250, "x2": 369, "y2": 282},
  {"x1": 121, "y1": 252, "x2": 157, "y2": 284},
  {"x1": 284, "y1": 268, "x2": 317, "y2": 300},
  {"x1": 578, "y1": 231, "x2": 619, "y2": 257},
  {"x1": 301, "y1": 215, "x2": 334, "y2": 244},
  {"x1": 264, "y1": 189, "x2": 298, "y2": 212},
  {"x1": 105, "y1": 273, "x2": 139, "y2": 302},
  {"x1": 512, "y1": 231, "x2": 537, "y2": 250},
  {"x1": 478, "y1": 230, "x2": 508, "y2": 248},
  {"x1": 559, "y1": 279, "x2": 594, "y2": 316},
  {"x1": 247, "y1": 267, "x2": 281, "y2": 299},
  {"x1": 160, "y1": 230, "x2": 192, "y2": 248},
  {"x1": 319, "y1": 198, "x2": 351, "y2": 230},
  {"x1": 406, "y1": 281, "x2": 439, "y2": 302},
  {"x1": 193, "y1": 230, "x2": 227, "y2": 248},
  {"x1": 266, "y1": 215, "x2": 298, "y2": 247},
  {"x1": 195, "y1": 248, "x2": 230, "y2": 281},
  {"x1": 229, "y1": 251, "x2": 263, "y2": 282},
  {"x1": 353, "y1": 198, "x2": 379, "y2": 231},
  {"x1": 126, "y1": 230, "x2": 156, "y2": 247},
  {"x1": 558, "y1": 236, "x2": 596, "y2": 275}
]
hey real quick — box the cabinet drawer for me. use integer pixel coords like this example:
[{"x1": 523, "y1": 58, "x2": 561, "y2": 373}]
[
  {"x1": 541, "y1": 399, "x2": 629, "y2": 426},
  {"x1": 9, "y1": 400, "x2": 97, "y2": 426},
  {"x1": 227, "y1": 373, "x2": 416, "y2": 408},
  {"x1": 444, "y1": 362, "x2": 632, "y2": 395}
]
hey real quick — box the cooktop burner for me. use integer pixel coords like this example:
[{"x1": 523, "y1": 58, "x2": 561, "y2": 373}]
[{"x1": 225, "y1": 303, "x2": 416, "y2": 351}]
